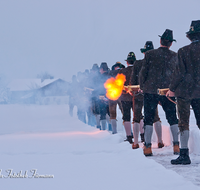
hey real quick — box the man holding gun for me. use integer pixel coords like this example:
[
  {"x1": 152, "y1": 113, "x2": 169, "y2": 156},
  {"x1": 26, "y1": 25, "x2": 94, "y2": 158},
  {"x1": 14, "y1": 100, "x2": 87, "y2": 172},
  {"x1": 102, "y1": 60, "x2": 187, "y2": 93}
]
[
  {"x1": 139, "y1": 29, "x2": 179, "y2": 156},
  {"x1": 167, "y1": 20, "x2": 200, "y2": 165}
]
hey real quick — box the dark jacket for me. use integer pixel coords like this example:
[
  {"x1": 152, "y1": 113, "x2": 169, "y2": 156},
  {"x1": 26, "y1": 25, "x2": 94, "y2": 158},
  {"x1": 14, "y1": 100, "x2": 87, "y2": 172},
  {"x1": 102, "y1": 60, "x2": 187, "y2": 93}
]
[
  {"x1": 139, "y1": 47, "x2": 177, "y2": 94},
  {"x1": 131, "y1": 59, "x2": 143, "y2": 100},
  {"x1": 169, "y1": 41, "x2": 200, "y2": 99},
  {"x1": 93, "y1": 71, "x2": 110, "y2": 97},
  {"x1": 119, "y1": 66, "x2": 133, "y2": 101},
  {"x1": 109, "y1": 69, "x2": 121, "y2": 78},
  {"x1": 132, "y1": 59, "x2": 143, "y2": 85}
]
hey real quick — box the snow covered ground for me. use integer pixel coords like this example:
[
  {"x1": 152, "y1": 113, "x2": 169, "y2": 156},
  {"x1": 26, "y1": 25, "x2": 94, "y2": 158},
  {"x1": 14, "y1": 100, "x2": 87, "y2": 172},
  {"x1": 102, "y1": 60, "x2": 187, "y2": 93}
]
[{"x1": 0, "y1": 104, "x2": 200, "y2": 190}]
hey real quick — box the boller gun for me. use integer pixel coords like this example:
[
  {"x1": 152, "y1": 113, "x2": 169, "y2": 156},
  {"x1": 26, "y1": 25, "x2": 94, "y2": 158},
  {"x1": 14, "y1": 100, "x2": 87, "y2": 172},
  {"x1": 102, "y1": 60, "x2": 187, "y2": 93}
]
[
  {"x1": 123, "y1": 85, "x2": 140, "y2": 96},
  {"x1": 99, "y1": 95, "x2": 108, "y2": 101},
  {"x1": 157, "y1": 88, "x2": 169, "y2": 96},
  {"x1": 84, "y1": 87, "x2": 94, "y2": 93},
  {"x1": 104, "y1": 73, "x2": 141, "y2": 100},
  {"x1": 157, "y1": 88, "x2": 177, "y2": 105},
  {"x1": 84, "y1": 87, "x2": 108, "y2": 101}
]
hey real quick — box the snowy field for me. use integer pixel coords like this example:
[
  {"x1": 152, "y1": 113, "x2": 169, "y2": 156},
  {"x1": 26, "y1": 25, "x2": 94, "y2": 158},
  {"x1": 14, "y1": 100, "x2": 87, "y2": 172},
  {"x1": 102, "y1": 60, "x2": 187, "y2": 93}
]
[{"x1": 0, "y1": 104, "x2": 200, "y2": 190}]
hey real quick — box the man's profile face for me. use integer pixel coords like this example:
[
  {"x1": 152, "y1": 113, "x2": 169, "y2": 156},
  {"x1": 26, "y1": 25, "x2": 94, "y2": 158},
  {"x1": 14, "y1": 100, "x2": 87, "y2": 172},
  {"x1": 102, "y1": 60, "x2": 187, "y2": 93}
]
[{"x1": 100, "y1": 68, "x2": 104, "y2": 74}]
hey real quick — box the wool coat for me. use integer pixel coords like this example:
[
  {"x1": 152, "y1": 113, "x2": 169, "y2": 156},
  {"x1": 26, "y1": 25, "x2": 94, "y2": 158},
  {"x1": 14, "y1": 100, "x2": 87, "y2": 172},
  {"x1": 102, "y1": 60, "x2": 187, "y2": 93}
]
[
  {"x1": 132, "y1": 59, "x2": 143, "y2": 85},
  {"x1": 119, "y1": 65, "x2": 133, "y2": 101},
  {"x1": 139, "y1": 47, "x2": 177, "y2": 94},
  {"x1": 169, "y1": 40, "x2": 200, "y2": 99},
  {"x1": 131, "y1": 59, "x2": 143, "y2": 101}
]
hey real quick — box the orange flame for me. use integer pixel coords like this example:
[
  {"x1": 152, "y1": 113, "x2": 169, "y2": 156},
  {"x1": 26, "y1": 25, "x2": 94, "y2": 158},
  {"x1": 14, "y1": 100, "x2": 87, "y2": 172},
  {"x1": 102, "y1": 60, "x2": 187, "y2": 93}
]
[{"x1": 104, "y1": 73, "x2": 126, "y2": 100}]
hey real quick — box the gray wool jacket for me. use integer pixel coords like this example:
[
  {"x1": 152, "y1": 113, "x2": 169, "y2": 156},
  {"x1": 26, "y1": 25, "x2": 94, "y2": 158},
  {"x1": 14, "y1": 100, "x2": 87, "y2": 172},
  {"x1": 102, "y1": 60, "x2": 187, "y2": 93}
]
[
  {"x1": 169, "y1": 40, "x2": 200, "y2": 99},
  {"x1": 119, "y1": 66, "x2": 133, "y2": 101},
  {"x1": 139, "y1": 47, "x2": 177, "y2": 94}
]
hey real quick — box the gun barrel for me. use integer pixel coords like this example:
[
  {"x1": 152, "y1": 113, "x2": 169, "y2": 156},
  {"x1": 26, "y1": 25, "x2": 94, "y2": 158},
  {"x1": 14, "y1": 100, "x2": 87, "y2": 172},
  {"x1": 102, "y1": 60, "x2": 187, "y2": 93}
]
[
  {"x1": 84, "y1": 87, "x2": 94, "y2": 92},
  {"x1": 123, "y1": 85, "x2": 140, "y2": 91},
  {"x1": 157, "y1": 88, "x2": 169, "y2": 95}
]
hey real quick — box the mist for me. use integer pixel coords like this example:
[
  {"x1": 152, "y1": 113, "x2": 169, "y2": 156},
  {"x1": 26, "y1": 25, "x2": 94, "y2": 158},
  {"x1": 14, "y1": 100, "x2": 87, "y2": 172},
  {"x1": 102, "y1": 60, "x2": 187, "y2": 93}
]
[{"x1": 0, "y1": 0, "x2": 200, "y2": 81}]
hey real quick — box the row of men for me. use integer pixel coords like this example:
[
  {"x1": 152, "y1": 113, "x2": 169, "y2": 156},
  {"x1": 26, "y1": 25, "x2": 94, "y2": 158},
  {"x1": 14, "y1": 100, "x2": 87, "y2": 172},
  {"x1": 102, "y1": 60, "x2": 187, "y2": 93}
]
[
  {"x1": 68, "y1": 59, "x2": 169, "y2": 160},
  {"x1": 68, "y1": 20, "x2": 200, "y2": 165}
]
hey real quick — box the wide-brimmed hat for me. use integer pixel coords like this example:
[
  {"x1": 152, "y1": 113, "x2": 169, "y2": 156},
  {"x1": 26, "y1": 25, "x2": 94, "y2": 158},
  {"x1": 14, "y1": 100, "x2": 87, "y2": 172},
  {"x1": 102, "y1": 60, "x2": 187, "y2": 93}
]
[
  {"x1": 100, "y1": 62, "x2": 109, "y2": 71},
  {"x1": 111, "y1": 62, "x2": 125, "y2": 70},
  {"x1": 158, "y1": 29, "x2": 176, "y2": 42},
  {"x1": 125, "y1": 52, "x2": 136, "y2": 62},
  {"x1": 140, "y1": 41, "x2": 154, "y2": 53},
  {"x1": 186, "y1": 20, "x2": 200, "y2": 35},
  {"x1": 91, "y1": 63, "x2": 99, "y2": 71}
]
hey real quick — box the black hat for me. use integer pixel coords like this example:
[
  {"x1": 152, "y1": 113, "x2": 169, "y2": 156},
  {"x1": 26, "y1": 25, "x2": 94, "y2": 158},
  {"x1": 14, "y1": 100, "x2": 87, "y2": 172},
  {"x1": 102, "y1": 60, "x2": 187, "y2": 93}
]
[
  {"x1": 85, "y1": 69, "x2": 89, "y2": 73},
  {"x1": 125, "y1": 52, "x2": 136, "y2": 62},
  {"x1": 118, "y1": 62, "x2": 125, "y2": 69},
  {"x1": 91, "y1": 63, "x2": 99, "y2": 71},
  {"x1": 111, "y1": 62, "x2": 125, "y2": 70},
  {"x1": 100, "y1": 62, "x2": 109, "y2": 71},
  {"x1": 84, "y1": 69, "x2": 89, "y2": 77},
  {"x1": 158, "y1": 29, "x2": 176, "y2": 42},
  {"x1": 140, "y1": 41, "x2": 154, "y2": 53},
  {"x1": 186, "y1": 20, "x2": 200, "y2": 34}
]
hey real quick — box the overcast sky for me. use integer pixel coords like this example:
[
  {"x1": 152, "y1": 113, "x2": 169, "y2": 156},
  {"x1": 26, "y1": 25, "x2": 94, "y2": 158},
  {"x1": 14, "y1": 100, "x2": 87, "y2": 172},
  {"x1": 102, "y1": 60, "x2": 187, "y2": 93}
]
[{"x1": 0, "y1": 0, "x2": 200, "y2": 81}]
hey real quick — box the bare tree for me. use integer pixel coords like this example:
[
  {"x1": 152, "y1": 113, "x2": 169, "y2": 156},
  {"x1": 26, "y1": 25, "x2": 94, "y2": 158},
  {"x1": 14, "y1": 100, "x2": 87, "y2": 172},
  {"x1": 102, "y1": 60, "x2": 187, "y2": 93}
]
[{"x1": 37, "y1": 72, "x2": 54, "y2": 82}]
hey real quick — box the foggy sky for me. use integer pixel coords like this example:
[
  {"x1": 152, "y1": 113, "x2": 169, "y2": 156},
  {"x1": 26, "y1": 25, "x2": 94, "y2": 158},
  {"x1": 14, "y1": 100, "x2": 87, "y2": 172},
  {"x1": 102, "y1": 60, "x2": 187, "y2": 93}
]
[{"x1": 0, "y1": 0, "x2": 200, "y2": 82}]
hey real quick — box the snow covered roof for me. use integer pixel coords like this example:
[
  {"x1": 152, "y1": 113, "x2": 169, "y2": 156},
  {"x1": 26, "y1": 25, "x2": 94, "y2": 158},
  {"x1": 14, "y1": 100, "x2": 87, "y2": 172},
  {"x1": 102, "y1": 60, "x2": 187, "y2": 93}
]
[{"x1": 7, "y1": 78, "x2": 65, "y2": 91}]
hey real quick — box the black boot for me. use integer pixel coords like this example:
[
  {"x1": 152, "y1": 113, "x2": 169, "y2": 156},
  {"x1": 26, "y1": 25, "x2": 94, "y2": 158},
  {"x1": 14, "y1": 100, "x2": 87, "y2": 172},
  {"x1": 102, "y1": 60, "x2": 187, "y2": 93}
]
[
  {"x1": 124, "y1": 136, "x2": 133, "y2": 144},
  {"x1": 96, "y1": 125, "x2": 101, "y2": 130},
  {"x1": 140, "y1": 133, "x2": 145, "y2": 143},
  {"x1": 171, "y1": 148, "x2": 191, "y2": 165}
]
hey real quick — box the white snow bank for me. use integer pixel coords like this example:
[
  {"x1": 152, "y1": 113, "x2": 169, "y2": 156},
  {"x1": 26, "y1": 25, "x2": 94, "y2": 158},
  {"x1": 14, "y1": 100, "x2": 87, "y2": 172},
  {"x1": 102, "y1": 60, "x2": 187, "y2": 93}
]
[{"x1": 0, "y1": 104, "x2": 199, "y2": 190}]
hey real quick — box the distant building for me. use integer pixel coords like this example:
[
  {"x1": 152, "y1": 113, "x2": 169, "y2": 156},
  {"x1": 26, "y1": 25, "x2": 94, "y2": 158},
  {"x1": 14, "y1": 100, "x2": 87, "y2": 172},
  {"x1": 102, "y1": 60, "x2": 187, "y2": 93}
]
[{"x1": 7, "y1": 78, "x2": 69, "y2": 104}]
